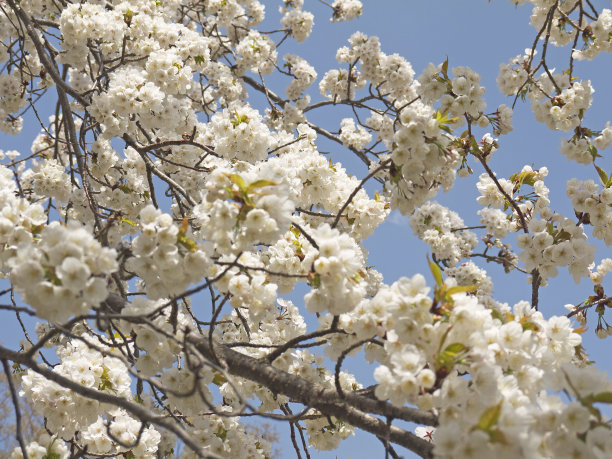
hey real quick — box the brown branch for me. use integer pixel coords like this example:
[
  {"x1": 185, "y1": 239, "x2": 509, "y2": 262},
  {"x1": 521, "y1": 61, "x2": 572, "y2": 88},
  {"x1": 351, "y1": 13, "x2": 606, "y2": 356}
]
[{"x1": 187, "y1": 334, "x2": 436, "y2": 458}]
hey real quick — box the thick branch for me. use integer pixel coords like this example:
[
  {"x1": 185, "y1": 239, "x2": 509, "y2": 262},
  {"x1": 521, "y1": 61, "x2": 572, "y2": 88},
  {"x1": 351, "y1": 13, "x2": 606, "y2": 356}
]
[{"x1": 187, "y1": 334, "x2": 436, "y2": 458}]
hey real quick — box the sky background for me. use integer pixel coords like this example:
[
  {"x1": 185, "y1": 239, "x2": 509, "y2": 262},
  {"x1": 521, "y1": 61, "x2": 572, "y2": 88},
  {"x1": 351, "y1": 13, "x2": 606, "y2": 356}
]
[{"x1": 1, "y1": 0, "x2": 611, "y2": 458}]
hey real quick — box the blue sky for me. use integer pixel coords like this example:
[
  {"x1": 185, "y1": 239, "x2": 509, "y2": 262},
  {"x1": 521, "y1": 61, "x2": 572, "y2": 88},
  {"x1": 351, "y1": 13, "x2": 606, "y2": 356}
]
[{"x1": 1, "y1": 1, "x2": 611, "y2": 457}]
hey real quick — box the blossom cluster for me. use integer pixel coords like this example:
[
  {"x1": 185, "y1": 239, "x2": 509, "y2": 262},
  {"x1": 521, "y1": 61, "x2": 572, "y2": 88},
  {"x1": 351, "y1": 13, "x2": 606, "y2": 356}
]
[
  {"x1": 193, "y1": 166, "x2": 294, "y2": 254},
  {"x1": 567, "y1": 178, "x2": 612, "y2": 245},
  {"x1": 339, "y1": 117, "x2": 372, "y2": 150},
  {"x1": 280, "y1": 1, "x2": 315, "y2": 43},
  {"x1": 517, "y1": 215, "x2": 596, "y2": 283},
  {"x1": 126, "y1": 205, "x2": 212, "y2": 299},
  {"x1": 9, "y1": 221, "x2": 117, "y2": 322},
  {"x1": 208, "y1": 102, "x2": 276, "y2": 162},
  {"x1": 0, "y1": 72, "x2": 28, "y2": 134},
  {"x1": 572, "y1": 9, "x2": 612, "y2": 61},
  {"x1": 343, "y1": 273, "x2": 612, "y2": 458},
  {"x1": 409, "y1": 201, "x2": 478, "y2": 266},
  {"x1": 283, "y1": 54, "x2": 318, "y2": 100},
  {"x1": 304, "y1": 224, "x2": 366, "y2": 315},
  {"x1": 20, "y1": 335, "x2": 161, "y2": 456}
]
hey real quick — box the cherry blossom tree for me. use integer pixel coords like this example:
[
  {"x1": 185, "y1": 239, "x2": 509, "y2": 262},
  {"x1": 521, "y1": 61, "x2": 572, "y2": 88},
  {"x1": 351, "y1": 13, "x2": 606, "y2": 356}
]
[{"x1": 0, "y1": 0, "x2": 611, "y2": 457}]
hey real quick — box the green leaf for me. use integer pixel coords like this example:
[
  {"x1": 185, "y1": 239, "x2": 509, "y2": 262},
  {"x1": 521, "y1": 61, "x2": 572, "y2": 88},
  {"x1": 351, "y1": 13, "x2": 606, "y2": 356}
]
[
  {"x1": 476, "y1": 401, "x2": 503, "y2": 431},
  {"x1": 595, "y1": 165, "x2": 609, "y2": 186},
  {"x1": 487, "y1": 428, "x2": 508, "y2": 444},
  {"x1": 248, "y1": 179, "x2": 277, "y2": 189},
  {"x1": 490, "y1": 308, "x2": 506, "y2": 323},
  {"x1": 446, "y1": 285, "x2": 478, "y2": 295},
  {"x1": 510, "y1": 170, "x2": 537, "y2": 191},
  {"x1": 226, "y1": 173, "x2": 246, "y2": 189},
  {"x1": 231, "y1": 113, "x2": 249, "y2": 127},
  {"x1": 443, "y1": 342, "x2": 467, "y2": 355},
  {"x1": 177, "y1": 234, "x2": 198, "y2": 253},
  {"x1": 289, "y1": 225, "x2": 301, "y2": 239},
  {"x1": 588, "y1": 144, "x2": 601, "y2": 159},
  {"x1": 194, "y1": 55, "x2": 205, "y2": 65},
  {"x1": 441, "y1": 57, "x2": 449, "y2": 78},
  {"x1": 216, "y1": 427, "x2": 228, "y2": 441},
  {"x1": 429, "y1": 259, "x2": 443, "y2": 286},
  {"x1": 591, "y1": 392, "x2": 612, "y2": 403},
  {"x1": 98, "y1": 366, "x2": 114, "y2": 392},
  {"x1": 434, "y1": 110, "x2": 458, "y2": 134},
  {"x1": 212, "y1": 372, "x2": 227, "y2": 386}
]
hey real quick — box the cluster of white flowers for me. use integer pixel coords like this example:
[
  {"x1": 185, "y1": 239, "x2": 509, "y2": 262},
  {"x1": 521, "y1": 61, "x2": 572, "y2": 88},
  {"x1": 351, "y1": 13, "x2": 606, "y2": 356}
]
[
  {"x1": 531, "y1": 1, "x2": 578, "y2": 46},
  {"x1": 336, "y1": 32, "x2": 417, "y2": 101},
  {"x1": 89, "y1": 65, "x2": 193, "y2": 139},
  {"x1": 478, "y1": 207, "x2": 515, "y2": 238},
  {"x1": 560, "y1": 122, "x2": 612, "y2": 164},
  {"x1": 567, "y1": 178, "x2": 612, "y2": 245},
  {"x1": 226, "y1": 266, "x2": 278, "y2": 323},
  {"x1": 208, "y1": 102, "x2": 275, "y2": 162},
  {"x1": 11, "y1": 434, "x2": 69, "y2": 458},
  {"x1": 385, "y1": 102, "x2": 461, "y2": 214},
  {"x1": 441, "y1": 66, "x2": 487, "y2": 120},
  {"x1": 58, "y1": 2, "x2": 125, "y2": 68},
  {"x1": 235, "y1": 31, "x2": 277, "y2": 75},
  {"x1": 10, "y1": 221, "x2": 117, "y2": 322},
  {"x1": 283, "y1": 54, "x2": 317, "y2": 100},
  {"x1": 126, "y1": 205, "x2": 212, "y2": 299},
  {"x1": 3, "y1": 0, "x2": 612, "y2": 456},
  {"x1": 119, "y1": 296, "x2": 192, "y2": 376},
  {"x1": 409, "y1": 201, "x2": 478, "y2": 266},
  {"x1": 260, "y1": 134, "x2": 388, "y2": 240},
  {"x1": 476, "y1": 166, "x2": 552, "y2": 236},
  {"x1": 19, "y1": 335, "x2": 161, "y2": 456},
  {"x1": 344, "y1": 273, "x2": 612, "y2": 458},
  {"x1": 319, "y1": 67, "x2": 366, "y2": 100},
  {"x1": 339, "y1": 117, "x2": 372, "y2": 150},
  {"x1": 330, "y1": 0, "x2": 363, "y2": 22},
  {"x1": 181, "y1": 412, "x2": 273, "y2": 458},
  {"x1": 21, "y1": 158, "x2": 72, "y2": 203},
  {"x1": 573, "y1": 9, "x2": 612, "y2": 61},
  {"x1": 532, "y1": 80, "x2": 594, "y2": 132},
  {"x1": 476, "y1": 172, "x2": 514, "y2": 208},
  {"x1": 193, "y1": 167, "x2": 294, "y2": 254},
  {"x1": 304, "y1": 224, "x2": 366, "y2": 315},
  {"x1": 491, "y1": 103, "x2": 514, "y2": 136},
  {"x1": 517, "y1": 215, "x2": 596, "y2": 283},
  {"x1": 590, "y1": 258, "x2": 612, "y2": 285},
  {"x1": 146, "y1": 49, "x2": 193, "y2": 95},
  {"x1": 496, "y1": 48, "x2": 536, "y2": 96},
  {"x1": 0, "y1": 72, "x2": 27, "y2": 134},
  {"x1": 444, "y1": 260, "x2": 495, "y2": 300},
  {"x1": 498, "y1": 46, "x2": 595, "y2": 132},
  {"x1": 280, "y1": 1, "x2": 315, "y2": 43},
  {"x1": 0, "y1": 166, "x2": 46, "y2": 271}
]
